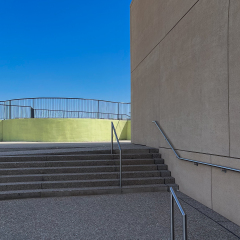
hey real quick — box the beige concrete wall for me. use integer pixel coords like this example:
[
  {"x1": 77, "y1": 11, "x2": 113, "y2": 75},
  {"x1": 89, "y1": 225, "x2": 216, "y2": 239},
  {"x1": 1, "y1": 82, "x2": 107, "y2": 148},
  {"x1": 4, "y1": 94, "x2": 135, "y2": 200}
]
[
  {"x1": 131, "y1": 0, "x2": 240, "y2": 226},
  {"x1": 229, "y1": 0, "x2": 240, "y2": 158},
  {"x1": 162, "y1": 148, "x2": 240, "y2": 226},
  {"x1": 131, "y1": 0, "x2": 198, "y2": 71}
]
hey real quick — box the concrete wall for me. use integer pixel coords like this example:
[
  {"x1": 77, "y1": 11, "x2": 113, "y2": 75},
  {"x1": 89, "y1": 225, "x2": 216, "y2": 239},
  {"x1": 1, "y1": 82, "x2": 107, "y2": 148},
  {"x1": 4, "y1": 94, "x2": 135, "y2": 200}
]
[
  {"x1": 0, "y1": 120, "x2": 3, "y2": 141},
  {"x1": 1, "y1": 118, "x2": 131, "y2": 142},
  {"x1": 131, "y1": 0, "x2": 240, "y2": 226},
  {"x1": 127, "y1": 120, "x2": 131, "y2": 140}
]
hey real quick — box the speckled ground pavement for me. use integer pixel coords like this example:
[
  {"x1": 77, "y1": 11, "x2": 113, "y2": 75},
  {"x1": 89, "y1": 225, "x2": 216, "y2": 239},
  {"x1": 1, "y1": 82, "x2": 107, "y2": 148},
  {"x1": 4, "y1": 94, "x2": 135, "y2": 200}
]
[
  {"x1": 0, "y1": 142, "x2": 239, "y2": 239},
  {"x1": 0, "y1": 191, "x2": 240, "y2": 240}
]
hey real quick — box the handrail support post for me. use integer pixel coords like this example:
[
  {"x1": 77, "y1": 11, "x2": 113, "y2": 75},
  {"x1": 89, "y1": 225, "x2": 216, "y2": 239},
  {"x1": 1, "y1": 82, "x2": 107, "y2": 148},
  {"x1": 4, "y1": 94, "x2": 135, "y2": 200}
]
[
  {"x1": 171, "y1": 192, "x2": 175, "y2": 240},
  {"x1": 111, "y1": 122, "x2": 113, "y2": 154},
  {"x1": 111, "y1": 122, "x2": 122, "y2": 188},
  {"x1": 183, "y1": 214, "x2": 187, "y2": 240},
  {"x1": 120, "y1": 149, "x2": 122, "y2": 188},
  {"x1": 170, "y1": 187, "x2": 187, "y2": 240}
]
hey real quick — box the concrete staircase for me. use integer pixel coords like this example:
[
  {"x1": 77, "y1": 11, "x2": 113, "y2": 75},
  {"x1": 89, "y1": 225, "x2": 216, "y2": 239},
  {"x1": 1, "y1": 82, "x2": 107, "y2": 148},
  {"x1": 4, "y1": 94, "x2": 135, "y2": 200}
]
[{"x1": 0, "y1": 148, "x2": 177, "y2": 200}]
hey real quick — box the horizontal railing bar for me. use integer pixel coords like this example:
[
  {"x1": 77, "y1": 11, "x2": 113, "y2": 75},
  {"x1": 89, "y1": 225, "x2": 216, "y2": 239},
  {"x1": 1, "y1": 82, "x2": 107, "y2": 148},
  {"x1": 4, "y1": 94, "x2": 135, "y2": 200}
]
[
  {"x1": 0, "y1": 104, "x2": 32, "y2": 108},
  {"x1": 153, "y1": 121, "x2": 240, "y2": 173},
  {"x1": 2, "y1": 97, "x2": 131, "y2": 104},
  {"x1": 34, "y1": 109, "x2": 130, "y2": 116}
]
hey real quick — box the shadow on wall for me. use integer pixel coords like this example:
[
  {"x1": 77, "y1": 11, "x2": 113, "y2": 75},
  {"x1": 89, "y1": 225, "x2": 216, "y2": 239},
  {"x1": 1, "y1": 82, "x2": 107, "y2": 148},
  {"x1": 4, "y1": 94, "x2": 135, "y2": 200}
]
[{"x1": 114, "y1": 120, "x2": 128, "y2": 140}]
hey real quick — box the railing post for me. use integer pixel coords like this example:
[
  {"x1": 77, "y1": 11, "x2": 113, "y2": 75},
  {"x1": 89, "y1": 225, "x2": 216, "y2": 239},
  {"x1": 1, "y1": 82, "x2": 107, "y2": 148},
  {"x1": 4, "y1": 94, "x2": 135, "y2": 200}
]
[
  {"x1": 111, "y1": 122, "x2": 113, "y2": 154},
  {"x1": 98, "y1": 100, "x2": 100, "y2": 119},
  {"x1": 183, "y1": 214, "x2": 187, "y2": 240},
  {"x1": 171, "y1": 192, "x2": 175, "y2": 240},
  {"x1": 120, "y1": 149, "x2": 122, "y2": 188},
  {"x1": 118, "y1": 103, "x2": 119, "y2": 120},
  {"x1": 31, "y1": 107, "x2": 34, "y2": 118},
  {"x1": 9, "y1": 100, "x2": 11, "y2": 119}
]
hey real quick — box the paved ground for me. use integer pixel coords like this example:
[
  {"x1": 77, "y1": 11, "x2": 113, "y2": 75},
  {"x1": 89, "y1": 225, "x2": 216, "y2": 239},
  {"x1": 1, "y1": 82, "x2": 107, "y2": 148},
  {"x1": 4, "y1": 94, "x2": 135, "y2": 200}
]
[
  {"x1": 0, "y1": 191, "x2": 240, "y2": 240},
  {"x1": 0, "y1": 142, "x2": 239, "y2": 239},
  {"x1": 0, "y1": 141, "x2": 141, "y2": 156}
]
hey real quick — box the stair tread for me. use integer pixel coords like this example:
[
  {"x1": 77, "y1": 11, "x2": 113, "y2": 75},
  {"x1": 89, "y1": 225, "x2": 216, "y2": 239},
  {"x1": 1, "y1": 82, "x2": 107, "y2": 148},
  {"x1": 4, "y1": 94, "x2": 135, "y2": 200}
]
[
  {"x1": 0, "y1": 158, "x2": 157, "y2": 164},
  {"x1": 0, "y1": 170, "x2": 163, "y2": 178},
  {"x1": 0, "y1": 164, "x2": 165, "y2": 171},
  {"x1": 0, "y1": 177, "x2": 167, "y2": 186},
  {"x1": 0, "y1": 184, "x2": 168, "y2": 195}
]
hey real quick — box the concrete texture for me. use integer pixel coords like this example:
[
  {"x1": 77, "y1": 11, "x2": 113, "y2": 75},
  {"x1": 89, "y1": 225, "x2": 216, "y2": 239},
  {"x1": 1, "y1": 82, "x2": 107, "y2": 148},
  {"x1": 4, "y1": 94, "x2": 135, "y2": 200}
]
[
  {"x1": 132, "y1": 0, "x2": 229, "y2": 156},
  {"x1": 159, "y1": 0, "x2": 229, "y2": 156},
  {"x1": 131, "y1": 0, "x2": 240, "y2": 228},
  {"x1": 162, "y1": 147, "x2": 240, "y2": 226},
  {"x1": 229, "y1": 0, "x2": 240, "y2": 158},
  {"x1": 1, "y1": 118, "x2": 131, "y2": 142},
  {"x1": 163, "y1": 149, "x2": 212, "y2": 209},
  {"x1": 0, "y1": 120, "x2": 2, "y2": 141},
  {"x1": 0, "y1": 191, "x2": 239, "y2": 240},
  {"x1": 131, "y1": 45, "x2": 160, "y2": 148},
  {"x1": 130, "y1": 0, "x2": 198, "y2": 71}
]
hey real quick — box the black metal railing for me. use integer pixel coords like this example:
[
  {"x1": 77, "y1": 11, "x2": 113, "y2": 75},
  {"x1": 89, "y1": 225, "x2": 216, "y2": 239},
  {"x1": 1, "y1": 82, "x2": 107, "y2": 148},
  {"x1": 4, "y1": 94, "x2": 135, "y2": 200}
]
[
  {"x1": 0, "y1": 104, "x2": 32, "y2": 119},
  {"x1": 0, "y1": 97, "x2": 131, "y2": 120}
]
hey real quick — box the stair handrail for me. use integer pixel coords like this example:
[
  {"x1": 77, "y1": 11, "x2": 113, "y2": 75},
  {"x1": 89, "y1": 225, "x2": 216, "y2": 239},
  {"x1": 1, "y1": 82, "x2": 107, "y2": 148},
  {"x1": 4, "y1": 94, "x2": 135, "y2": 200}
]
[
  {"x1": 111, "y1": 122, "x2": 122, "y2": 188},
  {"x1": 170, "y1": 187, "x2": 187, "y2": 240},
  {"x1": 152, "y1": 121, "x2": 240, "y2": 173}
]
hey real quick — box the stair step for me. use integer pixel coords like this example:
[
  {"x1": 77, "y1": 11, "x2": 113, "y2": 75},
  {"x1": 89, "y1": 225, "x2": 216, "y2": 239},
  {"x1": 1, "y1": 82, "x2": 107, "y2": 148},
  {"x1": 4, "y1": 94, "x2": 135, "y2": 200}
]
[
  {"x1": 0, "y1": 177, "x2": 169, "y2": 191},
  {"x1": 0, "y1": 153, "x2": 161, "y2": 162},
  {"x1": 0, "y1": 184, "x2": 168, "y2": 200},
  {"x1": 0, "y1": 159, "x2": 156, "y2": 168},
  {"x1": 14, "y1": 148, "x2": 160, "y2": 156},
  {"x1": 0, "y1": 171, "x2": 163, "y2": 183},
  {"x1": 0, "y1": 164, "x2": 162, "y2": 175}
]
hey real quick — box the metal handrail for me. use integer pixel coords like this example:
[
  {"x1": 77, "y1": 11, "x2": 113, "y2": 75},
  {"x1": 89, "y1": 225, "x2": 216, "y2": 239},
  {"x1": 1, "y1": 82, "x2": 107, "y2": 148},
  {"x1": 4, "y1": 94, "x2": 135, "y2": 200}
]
[
  {"x1": 152, "y1": 121, "x2": 240, "y2": 173},
  {"x1": 170, "y1": 187, "x2": 187, "y2": 240},
  {"x1": 111, "y1": 122, "x2": 122, "y2": 188}
]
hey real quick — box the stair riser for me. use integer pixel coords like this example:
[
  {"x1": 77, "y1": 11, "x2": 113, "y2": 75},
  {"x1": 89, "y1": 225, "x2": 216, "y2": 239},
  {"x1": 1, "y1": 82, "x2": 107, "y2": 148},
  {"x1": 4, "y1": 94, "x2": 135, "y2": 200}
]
[
  {"x1": 0, "y1": 171, "x2": 162, "y2": 183},
  {"x1": 0, "y1": 159, "x2": 155, "y2": 168},
  {"x1": 0, "y1": 153, "x2": 161, "y2": 162},
  {"x1": 160, "y1": 170, "x2": 171, "y2": 177},
  {"x1": 0, "y1": 165, "x2": 158, "y2": 175},
  {"x1": 157, "y1": 165, "x2": 168, "y2": 170},
  {"x1": 0, "y1": 181, "x2": 120, "y2": 191},
  {"x1": 123, "y1": 178, "x2": 164, "y2": 185},
  {"x1": 164, "y1": 177, "x2": 175, "y2": 184},
  {"x1": 0, "y1": 185, "x2": 172, "y2": 201},
  {"x1": 0, "y1": 188, "x2": 122, "y2": 200},
  {"x1": 21, "y1": 149, "x2": 159, "y2": 156},
  {"x1": 0, "y1": 178, "x2": 170, "y2": 191}
]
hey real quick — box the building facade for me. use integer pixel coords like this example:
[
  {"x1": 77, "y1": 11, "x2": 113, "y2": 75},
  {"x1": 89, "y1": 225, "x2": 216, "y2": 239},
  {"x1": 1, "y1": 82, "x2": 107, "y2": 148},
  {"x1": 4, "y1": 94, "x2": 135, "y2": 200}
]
[{"x1": 131, "y1": 0, "x2": 240, "y2": 226}]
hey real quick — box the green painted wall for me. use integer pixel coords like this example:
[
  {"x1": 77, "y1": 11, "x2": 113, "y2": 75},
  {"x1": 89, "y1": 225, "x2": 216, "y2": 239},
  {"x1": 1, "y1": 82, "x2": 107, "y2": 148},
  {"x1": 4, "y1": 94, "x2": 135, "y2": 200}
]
[
  {"x1": 2, "y1": 118, "x2": 131, "y2": 142},
  {"x1": 127, "y1": 120, "x2": 131, "y2": 140},
  {"x1": 0, "y1": 120, "x2": 3, "y2": 141}
]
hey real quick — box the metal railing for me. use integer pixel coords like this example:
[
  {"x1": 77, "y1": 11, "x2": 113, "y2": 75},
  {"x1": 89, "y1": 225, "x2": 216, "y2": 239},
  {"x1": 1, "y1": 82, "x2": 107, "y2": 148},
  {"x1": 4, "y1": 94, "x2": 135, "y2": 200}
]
[
  {"x1": 111, "y1": 122, "x2": 122, "y2": 188},
  {"x1": 152, "y1": 121, "x2": 240, "y2": 173},
  {"x1": 0, "y1": 104, "x2": 32, "y2": 119},
  {"x1": 0, "y1": 97, "x2": 131, "y2": 120},
  {"x1": 170, "y1": 187, "x2": 187, "y2": 240},
  {"x1": 33, "y1": 109, "x2": 130, "y2": 120}
]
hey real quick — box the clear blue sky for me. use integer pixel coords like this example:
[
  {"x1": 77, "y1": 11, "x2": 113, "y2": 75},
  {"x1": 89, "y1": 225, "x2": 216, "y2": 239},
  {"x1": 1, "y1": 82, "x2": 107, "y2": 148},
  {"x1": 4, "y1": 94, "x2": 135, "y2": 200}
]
[{"x1": 0, "y1": 0, "x2": 132, "y2": 103}]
